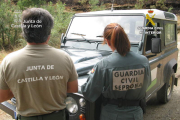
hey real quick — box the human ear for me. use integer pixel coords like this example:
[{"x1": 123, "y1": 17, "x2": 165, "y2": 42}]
[
  {"x1": 106, "y1": 39, "x2": 111, "y2": 47},
  {"x1": 46, "y1": 35, "x2": 50, "y2": 44}
]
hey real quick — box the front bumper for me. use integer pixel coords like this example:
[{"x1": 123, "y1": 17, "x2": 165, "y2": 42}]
[{"x1": 0, "y1": 101, "x2": 16, "y2": 119}]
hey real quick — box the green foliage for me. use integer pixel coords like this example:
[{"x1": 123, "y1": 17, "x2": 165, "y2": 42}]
[
  {"x1": 150, "y1": 0, "x2": 173, "y2": 11},
  {"x1": 168, "y1": 7, "x2": 173, "y2": 12},
  {"x1": 17, "y1": 0, "x2": 45, "y2": 10},
  {"x1": 0, "y1": 0, "x2": 74, "y2": 50},
  {"x1": 78, "y1": 0, "x2": 88, "y2": 5},
  {"x1": 150, "y1": 5, "x2": 156, "y2": 9},
  {"x1": 134, "y1": 0, "x2": 144, "y2": 9},
  {"x1": 42, "y1": 1, "x2": 74, "y2": 47},
  {"x1": 135, "y1": 0, "x2": 173, "y2": 12},
  {"x1": 89, "y1": 0, "x2": 105, "y2": 11},
  {"x1": 155, "y1": 0, "x2": 168, "y2": 11},
  {"x1": 0, "y1": 0, "x2": 23, "y2": 50}
]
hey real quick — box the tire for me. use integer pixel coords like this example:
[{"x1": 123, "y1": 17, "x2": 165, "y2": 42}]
[{"x1": 157, "y1": 71, "x2": 175, "y2": 103}]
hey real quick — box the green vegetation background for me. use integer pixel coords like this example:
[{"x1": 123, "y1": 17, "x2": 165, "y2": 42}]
[
  {"x1": 0, "y1": 0, "x2": 105, "y2": 51},
  {"x1": 0, "y1": 0, "x2": 173, "y2": 51}
]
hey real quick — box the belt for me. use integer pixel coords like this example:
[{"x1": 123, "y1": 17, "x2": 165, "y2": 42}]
[
  {"x1": 105, "y1": 98, "x2": 140, "y2": 107},
  {"x1": 16, "y1": 109, "x2": 64, "y2": 120}
]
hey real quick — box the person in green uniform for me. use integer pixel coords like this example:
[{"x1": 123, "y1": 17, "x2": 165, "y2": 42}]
[
  {"x1": 0, "y1": 8, "x2": 78, "y2": 120},
  {"x1": 81, "y1": 23, "x2": 151, "y2": 120}
]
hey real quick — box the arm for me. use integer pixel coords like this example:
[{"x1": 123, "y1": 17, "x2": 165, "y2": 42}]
[
  {"x1": 0, "y1": 61, "x2": 14, "y2": 102},
  {"x1": 0, "y1": 89, "x2": 14, "y2": 103},
  {"x1": 66, "y1": 54, "x2": 78, "y2": 93},
  {"x1": 81, "y1": 63, "x2": 104, "y2": 102},
  {"x1": 67, "y1": 80, "x2": 78, "y2": 93}
]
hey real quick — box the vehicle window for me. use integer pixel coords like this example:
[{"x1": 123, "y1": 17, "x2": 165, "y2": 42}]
[
  {"x1": 165, "y1": 24, "x2": 176, "y2": 45},
  {"x1": 152, "y1": 23, "x2": 159, "y2": 38},
  {"x1": 66, "y1": 16, "x2": 145, "y2": 43},
  {"x1": 135, "y1": 21, "x2": 144, "y2": 35},
  {"x1": 145, "y1": 22, "x2": 160, "y2": 52},
  {"x1": 124, "y1": 23, "x2": 130, "y2": 33}
]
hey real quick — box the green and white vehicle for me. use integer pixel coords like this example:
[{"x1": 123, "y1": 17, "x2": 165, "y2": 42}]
[{"x1": 0, "y1": 9, "x2": 178, "y2": 120}]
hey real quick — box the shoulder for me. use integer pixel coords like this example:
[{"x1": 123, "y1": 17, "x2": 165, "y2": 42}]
[
  {"x1": 51, "y1": 47, "x2": 69, "y2": 56},
  {"x1": 51, "y1": 48, "x2": 75, "y2": 67},
  {"x1": 3, "y1": 49, "x2": 24, "y2": 62},
  {"x1": 49, "y1": 47, "x2": 72, "y2": 59},
  {"x1": 94, "y1": 57, "x2": 108, "y2": 70},
  {"x1": 128, "y1": 51, "x2": 148, "y2": 63},
  {"x1": 0, "y1": 49, "x2": 25, "y2": 69}
]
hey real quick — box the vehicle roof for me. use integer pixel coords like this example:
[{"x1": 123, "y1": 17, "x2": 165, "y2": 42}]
[{"x1": 75, "y1": 9, "x2": 177, "y2": 21}]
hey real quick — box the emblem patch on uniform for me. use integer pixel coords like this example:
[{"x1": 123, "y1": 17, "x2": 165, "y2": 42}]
[
  {"x1": 113, "y1": 68, "x2": 145, "y2": 91},
  {"x1": 91, "y1": 69, "x2": 95, "y2": 74}
]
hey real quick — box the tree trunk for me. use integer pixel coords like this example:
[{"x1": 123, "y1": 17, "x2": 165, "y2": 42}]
[
  {"x1": 1, "y1": 31, "x2": 5, "y2": 46},
  {"x1": 14, "y1": 29, "x2": 17, "y2": 46}
]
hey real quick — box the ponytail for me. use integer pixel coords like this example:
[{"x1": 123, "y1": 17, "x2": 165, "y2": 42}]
[{"x1": 103, "y1": 23, "x2": 130, "y2": 56}]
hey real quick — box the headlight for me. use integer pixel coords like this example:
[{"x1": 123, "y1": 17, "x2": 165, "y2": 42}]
[
  {"x1": 65, "y1": 97, "x2": 78, "y2": 114},
  {"x1": 79, "y1": 98, "x2": 86, "y2": 107}
]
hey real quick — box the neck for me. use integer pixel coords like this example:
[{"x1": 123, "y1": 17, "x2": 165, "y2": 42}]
[
  {"x1": 27, "y1": 35, "x2": 50, "y2": 45},
  {"x1": 27, "y1": 42, "x2": 47, "y2": 45}
]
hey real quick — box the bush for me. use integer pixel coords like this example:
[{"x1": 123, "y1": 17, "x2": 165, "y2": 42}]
[
  {"x1": 17, "y1": 0, "x2": 45, "y2": 10},
  {"x1": 42, "y1": 1, "x2": 74, "y2": 48},
  {"x1": 149, "y1": 0, "x2": 173, "y2": 12},
  {"x1": 156, "y1": 0, "x2": 168, "y2": 11},
  {"x1": 0, "y1": 0, "x2": 23, "y2": 50},
  {"x1": 134, "y1": 0, "x2": 145, "y2": 9},
  {"x1": 89, "y1": 0, "x2": 105, "y2": 11},
  {"x1": 0, "y1": 0, "x2": 107, "y2": 50},
  {"x1": 0, "y1": 0, "x2": 74, "y2": 50},
  {"x1": 18, "y1": 0, "x2": 74, "y2": 48}
]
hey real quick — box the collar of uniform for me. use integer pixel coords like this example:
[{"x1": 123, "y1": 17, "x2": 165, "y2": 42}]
[
  {"x1": 113, "y1": 50, "x2": 118, "y2": 53},
  {"x1": 24, "y1": 44, "x2": 51, "y2": 49}
]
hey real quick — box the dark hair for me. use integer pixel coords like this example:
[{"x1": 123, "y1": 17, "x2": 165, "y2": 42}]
[
  {"x1": 103, "y1": 23, "x2": 131, "y2": 56},
  {"x1": 21, "y1": 8, "x2": 54, "y2": 43}
]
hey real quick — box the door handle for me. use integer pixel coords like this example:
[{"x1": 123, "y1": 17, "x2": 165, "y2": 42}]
[{"x1": 157, "y1": 63, "x2": 162, "y2": 68}]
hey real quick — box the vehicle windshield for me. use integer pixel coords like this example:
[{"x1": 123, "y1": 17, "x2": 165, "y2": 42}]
[{"x1": 66, "y1": 15, "x2": 145, "y2": 43}]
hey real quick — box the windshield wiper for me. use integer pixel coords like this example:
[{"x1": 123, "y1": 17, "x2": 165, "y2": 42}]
[
  {"x1": 71, "y1": 33, "x2": 91, "y2": 43},
  {"x1": 96, "y1": 42, "x2": 104, "y2": 49},
  {"x1": 96, "y1": 35, "x2": 103, "y2": 37},
  {"x1": 71, "y1": 33, "x2": 86, "y2": 36}
]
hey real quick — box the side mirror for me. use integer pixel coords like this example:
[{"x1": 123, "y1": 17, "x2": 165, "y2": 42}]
[
  {"x1": 151, "y1": 38, "x2": 161, "y2": 53},
  {"x1": 138, "y1": 41, "x2": 143, "y2": 51},
  {"x1": 61, "y1": 33, "x2": 65, "y2": 45}
]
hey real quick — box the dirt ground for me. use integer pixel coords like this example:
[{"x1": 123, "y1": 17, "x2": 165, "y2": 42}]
[{"x1": 144, "y1": 82, "x2": 180, "y2": 120}]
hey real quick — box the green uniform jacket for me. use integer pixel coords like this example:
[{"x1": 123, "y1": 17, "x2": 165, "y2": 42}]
[{"x1": 81, "y1": 51, "x2": 151, "y2": 120}]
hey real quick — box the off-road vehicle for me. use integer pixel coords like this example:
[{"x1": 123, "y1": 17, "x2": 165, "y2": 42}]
[{"x1": 0, "y1": 9, "x2": 178, "y2": 120}]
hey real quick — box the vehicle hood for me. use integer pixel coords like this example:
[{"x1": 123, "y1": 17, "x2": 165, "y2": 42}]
[
  {"x1": 63, "y1": 48, "x2": 110, "y2": 75},
  {"x1": 62, "y1": 48, "x2": 111, "y2": 92}
]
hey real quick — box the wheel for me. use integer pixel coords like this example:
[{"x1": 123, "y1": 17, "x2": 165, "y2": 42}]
[{"x1": 157, "y1": 71, "x2": 175, "y2": 103}]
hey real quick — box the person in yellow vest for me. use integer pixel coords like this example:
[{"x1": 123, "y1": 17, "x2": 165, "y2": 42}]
[
  {"x1": 0, "y1": 8, "x2": 78, "y2": 120},
  {"x1": 81, "y1": 23, "x2": 151, "y2": 120}
]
